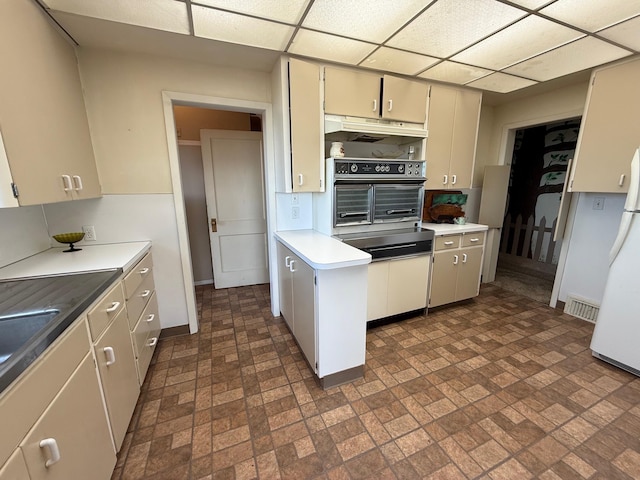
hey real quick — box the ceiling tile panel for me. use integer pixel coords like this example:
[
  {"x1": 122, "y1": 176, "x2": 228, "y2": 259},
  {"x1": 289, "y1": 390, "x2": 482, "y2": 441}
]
[
  {"x1": 193, "y1": 0, "x2": 310, "y2": 24},
  {"x1": 302, "y1": 0, "x2": 429, "y2": 43},
  {"x1": 42, "y1": 0, "x2": 190, "y2": 34},
  {"x1": 418, "y1": 61, "x2": 492, "y2": 84},
  {"x1": 506, "y1": 0, "x2": 554, "y2": 10},
  {"x1": 387, "y1": 0, "x2": 527, "y2": 58},
  {"x1": 504, "y1": 37, "x2": 632, "y2": 81},
  {"x1": 192, "y1": 5, "x2": 294, "y2": 51},
  {"x1": 467, "y1": 72, "x2": 537, "y2": 92},
  {"x1": 452, "y1": 16, "x2": 583, "y2": 70},
  {"x1": 360, "y1": 47, "x2": 439, "y2": 75},
  {"x1": 288, "y1": 29, "x2": 377, "y2": 64},
  {"x1": 598, "y1": 15, "x2": 640, "y2": 51},
  {"x1": 540, "y1": 0, "x2": 640, "y2": 32}
]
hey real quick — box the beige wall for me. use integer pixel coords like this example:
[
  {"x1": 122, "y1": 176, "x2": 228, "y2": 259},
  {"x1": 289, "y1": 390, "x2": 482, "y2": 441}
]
[
  {"x1": 77, "y1": 48, "x2": 272, "y2": 194},
  {"x1": 174, "y1": 106, "x2": 252, "y2": 140}
]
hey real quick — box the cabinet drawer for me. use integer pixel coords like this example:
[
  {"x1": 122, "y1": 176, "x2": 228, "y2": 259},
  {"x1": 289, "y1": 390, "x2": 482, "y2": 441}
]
[
  {"x1": 132, "y1": 293, "x2": 160, "y2": 384},
  {"x1": 435, "y1": 235, "x2": 461, "y2": 250},
  {"x1": 0, "y1": 320, "x2": 89, "y2": 466},
  {"x1": 462, "y1": 231, "x2": 485, "y2": 247},
  {"x1": 126, "y1": 274, "x2": 155, "y2": 329},
  {"x1": 123, "y1": 253, "x2": 153, "y2": 300},
  {"x1": 87, "y1": 282, "x2": 125, "y2": 341}
]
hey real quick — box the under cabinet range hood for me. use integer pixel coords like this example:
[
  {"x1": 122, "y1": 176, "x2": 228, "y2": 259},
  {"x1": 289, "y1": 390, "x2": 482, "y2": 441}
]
[{"x1": 324, "y1": 115, "x2": 427, "y2": 144}]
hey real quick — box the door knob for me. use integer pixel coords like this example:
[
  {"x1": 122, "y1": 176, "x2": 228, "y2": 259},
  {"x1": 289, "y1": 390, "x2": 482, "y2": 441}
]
[{"x1": 211, "y1": 218, "x2": 217, "y2": 232}]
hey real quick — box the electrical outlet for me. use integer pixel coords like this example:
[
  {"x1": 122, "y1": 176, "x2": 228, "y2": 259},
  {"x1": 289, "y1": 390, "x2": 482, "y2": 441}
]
[
  {"x1": 593, "y1": 197, "x2": 605, "y2": 210},
  {"x1": 82, "y1": 225, "x2": 97, "y2": 241},
  {"x1": 292, "y1": 206, "x2": 300, "y2": 220}
]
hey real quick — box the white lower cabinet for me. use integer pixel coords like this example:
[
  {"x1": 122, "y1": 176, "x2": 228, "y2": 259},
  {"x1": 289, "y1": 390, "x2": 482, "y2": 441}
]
[
  {"x1": 367, "y1": 255, "x2": 430, "y2": 321},
  {"x1": 0, "y1": 449, "x2": 29, "y2": 480}
]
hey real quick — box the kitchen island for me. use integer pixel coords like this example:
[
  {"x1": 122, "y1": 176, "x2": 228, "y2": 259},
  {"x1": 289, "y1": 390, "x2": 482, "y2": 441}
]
[{"x1": 275, "y1": 230, "x2": 371, "y2": 389}]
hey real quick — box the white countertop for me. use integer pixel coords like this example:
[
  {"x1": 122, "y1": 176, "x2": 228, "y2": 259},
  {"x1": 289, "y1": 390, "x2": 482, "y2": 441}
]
[
  {"x1": 275, "y1": 230, "x2": 371, "y2": 270},
  {"x1": 422, "y1": 222, "x2": 488, "y2": 235},
  {"x1": 0, "y1": 242, "x2": 152, "y2": 280}
]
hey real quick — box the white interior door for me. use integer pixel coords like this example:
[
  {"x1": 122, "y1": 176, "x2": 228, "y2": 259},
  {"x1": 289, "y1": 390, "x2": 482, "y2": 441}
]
[{"x1": 201, "y1": 129, "x2": 269, "y2": 288}]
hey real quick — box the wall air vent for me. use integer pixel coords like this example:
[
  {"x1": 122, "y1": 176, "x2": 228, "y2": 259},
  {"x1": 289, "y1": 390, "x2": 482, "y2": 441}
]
[{"x1": 564, "y1": 295, "x2": 600, "y2": 323}]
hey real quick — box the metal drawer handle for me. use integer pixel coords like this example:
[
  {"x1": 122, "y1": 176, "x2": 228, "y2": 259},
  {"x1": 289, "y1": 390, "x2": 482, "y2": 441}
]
[
  {"x1": 443, "y1": 175, "x2": 448, "y2": 185},
  {"x1": 451, "y1": 174, "x2": 457, "y2": 185},
  {"x1": 103, "y1": 346, "x2": 116, "y2": 366},
  {"x1": 140, "y1": 289, "x2": 151, "y2": 298},
  {"x1": 146, "y1": 313, "x2": 155, "y2": 323},
  {"x1": 340, "y1": 211, "x2": 369, "y2": 218},
  {"x1": 139, "y1": 267, "x2": 150, "y2": 275},
  {"x1": 462, "y1": 253, "x2": 468, "y2": 263},
  {"x1": 147, "y1": 337, "x2": 158, "y2": 347},
  {"x1": 285, "y1": 255, "x2": 291, "y2": 267},
  {"x1": 289, "y1": 259, "x2": 296, "y2": 273},
  {"x1": 72, "y1": 175, "x2": 83, "y2": 191},
  {"x1": 40, "y1": 438, "x2": 61, "y2": 467},
  {"x1": 61, "y1": 175, "x2": 72, "y2": 192},
  {"x1": 469, "y1": 238, "x2": 479, "y2": 243},
  {"x1": 453, "y1": 255, "x2": 459, "y2": 265},
  {"x1": 388, "y1": 99, "x2": 393, "y2": 112},
  {"x1": 619, "y1": 174, "x2": 626, "y2": 186},
  {"x1": 298, "y1": 173, "x2": 304, "y2": 186},
  {"x1": 372, "y1": 99, "x2": 377, "y2": 112},
  {"x1": 444, "y1": 241, "x2": 455, "y2": 246},
  {"x1": 106, "y1": 301, "x2": 120, "y2": 313},
  {"x1": 385, "y1": 208, "x2": 415, "y2": 215}
]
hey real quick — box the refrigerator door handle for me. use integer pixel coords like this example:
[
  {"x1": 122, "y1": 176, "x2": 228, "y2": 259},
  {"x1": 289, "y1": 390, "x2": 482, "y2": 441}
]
[{"x1": 610, "y1": 211, "x2": 634, "y2": 265}]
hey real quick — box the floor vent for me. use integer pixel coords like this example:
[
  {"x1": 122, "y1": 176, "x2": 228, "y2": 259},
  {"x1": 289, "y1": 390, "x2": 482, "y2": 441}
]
[{"x1": 564, "y1": 295, "x2": 600, "y2": 323}]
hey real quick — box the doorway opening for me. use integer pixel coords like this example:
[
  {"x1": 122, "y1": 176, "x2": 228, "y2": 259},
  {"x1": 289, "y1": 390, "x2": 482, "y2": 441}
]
[
  {"x1": 494, "y1": 117, "x2": 581, "y2": 303},
  {"x1": 174, "y1": 105, "x2": 268, "y2": 290}
]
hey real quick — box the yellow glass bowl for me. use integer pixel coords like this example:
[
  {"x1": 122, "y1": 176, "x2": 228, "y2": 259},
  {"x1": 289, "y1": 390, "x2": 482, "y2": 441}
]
[{"x1": 52, "y1": 232, "x2": 85, "y2": 244}]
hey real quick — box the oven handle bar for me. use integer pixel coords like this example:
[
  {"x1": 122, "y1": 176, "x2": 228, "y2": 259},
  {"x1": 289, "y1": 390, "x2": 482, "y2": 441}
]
[
  {"x1": 385, "y1": 209, "x2": 415, "y2": 215},
  {"x1": 339, "y1": 211, "x2": 370, "y2": 218}
]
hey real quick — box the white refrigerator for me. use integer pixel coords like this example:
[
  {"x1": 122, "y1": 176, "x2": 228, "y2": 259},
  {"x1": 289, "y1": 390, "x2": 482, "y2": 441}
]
[{"x1": 590, "y1": 147, "x2": 640, "y2": 375}]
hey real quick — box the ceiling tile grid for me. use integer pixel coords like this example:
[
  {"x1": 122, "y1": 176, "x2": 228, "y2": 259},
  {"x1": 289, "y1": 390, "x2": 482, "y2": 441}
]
[{"x1": 39, "y1": 0, "x2": 640, "y2": 94}]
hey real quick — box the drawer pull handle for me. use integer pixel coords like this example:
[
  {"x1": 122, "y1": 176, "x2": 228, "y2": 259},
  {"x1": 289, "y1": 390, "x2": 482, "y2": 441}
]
[
  {"x1": 469, "y1": 238, "x2": 479, "y2": 243},
  {"x1": 103, "y1": 346, "x2": 116, "y2": 366},
  {"x1": 443, "y1": 175, "x2": 448, "y2": 185},
  {"x1": 619, "y1": 174, "x2": 626, "y2": 186},
  {"x1": 289, "y1": 259, "x2": 296, "y2": 273},
  {"x1": 106, "y1": 301, "x2": 120, "y2": 313},
  {"x1": 139, "y1": 267, "x2": 150, "y2": 275},
  {"x1": 372, "y1": 99, "x2": 377, "y2": 112},
  {"x1": 387, "y1": 99, "x2": 393, "y2": 112},
  {"x1": 444, "y1": 241, "x2": 454, "y2": 246},
  {"x1": 462, "y1": 253, "x2": 468, "y2": 263},
  {"x1": 284, "y1": 255, "x2": 291, "y2": 267},
  {"x1": 40, "y1": 438, "x2": 61, "y2": 467},
  {"x1": 451, "y1": 174, "x2": 457, "y2": 185},
  {"x1": 146, "y1": 313, "x2": 155, "y2": 323},
  {"x1": 72, "y1": 175, "x2": 83, "y2": 191},
  {"x1": 298, "y1": 173, "x2": 304, "y2": 186},
  {"x1": 61, "y1": 175, "x2": 72, "y2": 192},
  {"x1": 453, "y1": 255, "x2": 459, "y2": 265},
  {"x1": 147, "y1": 337, "x2": 158, "y2": 347},
  {"x1": 140, "y1": 290, "x2": 151, "y2": 298}
]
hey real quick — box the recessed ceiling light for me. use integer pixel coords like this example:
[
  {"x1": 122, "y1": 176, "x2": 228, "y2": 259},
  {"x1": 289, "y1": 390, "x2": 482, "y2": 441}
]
[
  {"x1": 288, "y1": 29, "x2": 377, "y2": 64},
  {"x1": 598, "y1": 15, "x2": 640, "y2": 51},
  {"x1": 192, "y1": 5, "x2": 294, "y2": 51},
  {"x1": 194, "y1": 0, "x2": 310, "y2": 24},
  {"x1": 360, "y1": 47, "x2": 439, "y2": 76},
  {"x1": 387, "y1": 0, "x2": 527, "y2": 58},
  {"x1": 418, "y1": 61, "x2": 492, "y2": 84},
  {"x1": 452, "y1": 16, "x2": 584, "y2": 70},
  {"x1": 467, "y1": 72, "x2": 537, "y2": 93},
  {"x1": 41, "y1": 0, "x2": 190, "y2": 34},
  {"x1": 504, "y1": 36, "x2": 631, "y2": 81},
  {"x1": 302, "y1": 0, "x2": 429, "y2": 43},
  {"x1": 540, "y1": 0, "x2": 640, "y2": 32}
]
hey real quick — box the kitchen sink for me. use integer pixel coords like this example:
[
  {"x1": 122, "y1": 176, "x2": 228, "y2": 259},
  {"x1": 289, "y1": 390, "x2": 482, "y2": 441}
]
[{"x1": 0, "y1": 309, "x2": 60, "y2": 364}]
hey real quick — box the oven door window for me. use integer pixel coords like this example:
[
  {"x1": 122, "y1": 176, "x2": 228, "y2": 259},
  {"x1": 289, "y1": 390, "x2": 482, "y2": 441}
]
[
  {"x1": 334, "y1": 184, "x2": 373, "y2": 226},
  {"x1": 373, "y1": 185, "x2": 424, "y2": 223}
]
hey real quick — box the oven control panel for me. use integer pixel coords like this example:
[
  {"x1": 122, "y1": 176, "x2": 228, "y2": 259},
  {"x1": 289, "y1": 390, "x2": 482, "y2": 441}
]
[{"x1": 334, "y1": 159, "x2": 425, "y2": 179}]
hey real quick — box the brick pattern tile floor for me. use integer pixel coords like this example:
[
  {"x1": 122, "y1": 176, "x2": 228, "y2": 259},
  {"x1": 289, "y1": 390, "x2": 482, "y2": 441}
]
[{"x1": 111, "y1": 283, "x2": 640, "y2": 479}]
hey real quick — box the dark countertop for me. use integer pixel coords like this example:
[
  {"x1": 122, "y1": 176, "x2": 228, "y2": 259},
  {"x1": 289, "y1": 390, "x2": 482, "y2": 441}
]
[{"x1": 0, "y1": 269, "x2": 122, "y2": 394}]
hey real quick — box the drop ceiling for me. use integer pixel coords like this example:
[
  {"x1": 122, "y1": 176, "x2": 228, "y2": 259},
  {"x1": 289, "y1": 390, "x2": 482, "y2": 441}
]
[{"x1": 37, "y1": 0, "x2": 640, "y2": 95}]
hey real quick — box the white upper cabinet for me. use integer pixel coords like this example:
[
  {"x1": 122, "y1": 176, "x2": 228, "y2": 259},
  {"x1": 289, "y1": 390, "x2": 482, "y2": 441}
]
[
  {"x1": 569, "y1": 57, "x2": 640, "y2": 193},
  {"x1": 0, "y1": 0, "x2": 100, "y2": 206},
  {"x1": 324, "y1": 67, "x2": 429, "y2": 124}
]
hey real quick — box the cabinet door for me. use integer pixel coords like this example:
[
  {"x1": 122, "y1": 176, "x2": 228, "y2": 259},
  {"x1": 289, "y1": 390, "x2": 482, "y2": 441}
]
[
  {"x1": 289, "y1": 58, "x2": 324, "y2": 192},
  {"x1": 0, "y1": 0, "x2": 99, "y2": 206},
  {"x1": 0, "y1": 450, "x2": 30, "y2": 480},
  {"x1": 570, "y1": 58, "x2": 640, "y2": 193},
  {"x1": 325, "y1": 68, "x2": 381, "y2": 119},
  {"x1": 94, "y1": 309, "x2": 140, "y2": 450},
  {"x1": 425, "y1": 85, "x2": 457, "y2": 190},
  {"x1": 367, "y1": 261, "x2": 389, "y2": 321},
  {"x1": 455, "y1": 247, "x2": 483, "y2": 301},
  {"x1": 277, "y1": 242, "x2": 294, "y2": 330},
  {"x1": 291, "y1": 255, "x2": 316, "y2": 371},
  {"x1": 387, "y1": 256, "x2": 430, "y2": 316},
  {"x1": 20, "y1": 355, "x2": 115, "y2": 480},
  {"x1": 429, "y1": 251, "x2": 458, "y2": 308},
  {"x1": 382, "y1": 75, "x2": 428, "y2": 124},
  {"x1": 449, "y1": 89, "x2": 481, "y2": 189}
]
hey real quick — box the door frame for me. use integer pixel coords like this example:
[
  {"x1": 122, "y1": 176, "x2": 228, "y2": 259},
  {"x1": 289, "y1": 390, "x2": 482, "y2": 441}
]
[
  {"x1": 489, "y1": 108, "x2": 583, "y2": 308},
  {"x1": 162, "y1": 91, "x2": 278, "y2": 334}
]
